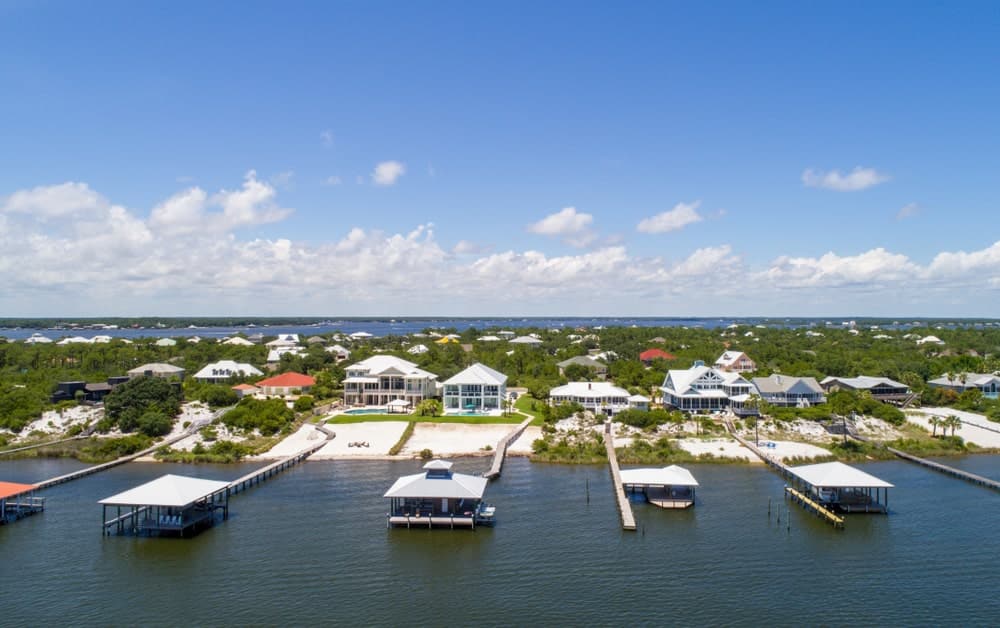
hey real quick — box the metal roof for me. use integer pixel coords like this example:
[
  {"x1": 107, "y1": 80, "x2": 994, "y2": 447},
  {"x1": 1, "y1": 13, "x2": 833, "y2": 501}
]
[
  {"x1": 383, "y1": 470, "x2": 488, "y2": 500},
  {"x1": 788, "y1": 462, "x2": 894, "y2": 489},
  {"x1": 0, "y1": 481, "x2": 38, "y2": 500},
  {"x1": 443, "y1": 362, "x2": 508, "y2": 386},
  {"x1": 620, "y1": 465, "x2": 699, "y2": 487},
  {"x1": 99, "y1": 474, "x2": 231, "y2": 507}
]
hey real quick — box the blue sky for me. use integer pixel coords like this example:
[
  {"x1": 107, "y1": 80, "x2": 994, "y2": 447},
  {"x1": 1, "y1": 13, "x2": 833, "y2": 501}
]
[{"x1": 1, "y1": 1, "x2": 998, "y2": 316}]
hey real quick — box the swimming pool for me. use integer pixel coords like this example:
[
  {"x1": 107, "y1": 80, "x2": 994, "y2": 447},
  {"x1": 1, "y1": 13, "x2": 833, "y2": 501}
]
[{"x1": 343, "y1": 408, "x2": 388, "y2": 415}]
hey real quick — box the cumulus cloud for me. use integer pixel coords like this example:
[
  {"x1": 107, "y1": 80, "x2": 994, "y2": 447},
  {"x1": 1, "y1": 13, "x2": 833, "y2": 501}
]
[
  {"x1": 528, "y1": 207, "x2": 596, "y2": 247},
  {"x1": 637, "y1": 201, "x2": 703, "y2": 234},
  {"x1": 320, "y1": 129, "x2": 334, "y2": 148},
  {"x1": 323, "y1": 175, "x2": 342, "y2": 186},
  {"x1": 896, "y1": 202, "x2": 919, "y2": 220},
  {"x1": 801, "y1": 167, "x2": 889, "y2": 191},
  {"x1": 371, "y1": 161, "x2": 406, "y2": 186},
  {"x1": 2, "y1": 176, "x2": 999, "y2": 315}
]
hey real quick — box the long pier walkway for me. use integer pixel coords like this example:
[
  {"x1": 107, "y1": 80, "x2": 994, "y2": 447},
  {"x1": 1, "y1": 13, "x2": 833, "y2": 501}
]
[
  {"x1": 33, "y1": 406, "x2": 230, "y2": 490},
  {"x1": 604, "y1": 422, "x2": 636, "y2": 531},
  {"x1": 0, "y1": 435, "x2": 88, "y2": 456},
  {"x1": 227, "y1": 425, "x2": 335, "y2": 495},
  {"x1": 483, "y1": 415, "x2": 534, "y2": 480},
  {"x1": 885, "y1": 446, "x2": 1000, "y2": 492},
  {"x1": 722, "y1": 420, "x2": 793, "y2": 479}
]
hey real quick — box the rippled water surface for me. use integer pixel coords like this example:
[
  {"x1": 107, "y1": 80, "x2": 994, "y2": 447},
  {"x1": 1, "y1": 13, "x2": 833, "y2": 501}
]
[{"x1": 2, "y1": 456, "x2": 998, "y2": 626}]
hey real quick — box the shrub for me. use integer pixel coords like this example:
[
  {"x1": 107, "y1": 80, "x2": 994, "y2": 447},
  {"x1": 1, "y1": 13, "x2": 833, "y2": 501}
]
[
  {"x1": 135, "y1": 411, "x2": 173, "y2": 437},
  {"x1": 221, "y1": 398, "x2": 295, "y2": 436},
  {"x1": 293, "y1": 395, "x2": 315, "y2": 413},
  {"x1": 414, "y1": 399, "x2": 443, "y2": 417},
  {"x1": 419, "y1": 448, "x2": 434, "y2": 460},
  {"x1": 104, "y1": 377, "x2": 181, "y2": 434}
]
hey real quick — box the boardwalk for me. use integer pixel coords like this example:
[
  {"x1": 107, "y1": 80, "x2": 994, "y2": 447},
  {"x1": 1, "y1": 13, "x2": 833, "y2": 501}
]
[
  {"x1": 722, "y1": 420, "x2": 794, "y2": 479},
  {"x1": 0, "y1": 435, "x2": 88, "y2": 456},
  {"x1": 227, "y1": 425, "x2": 335, "y2": 495},
  {"x1": 886, "y1": 446, "x2": 1000, "y2": 492},
  {"x1": 483, "y1": 415, "x2": 534, "y2": 480},
  {"x1": 604, "y1": 423, "x2": 636, "y2": 531}
]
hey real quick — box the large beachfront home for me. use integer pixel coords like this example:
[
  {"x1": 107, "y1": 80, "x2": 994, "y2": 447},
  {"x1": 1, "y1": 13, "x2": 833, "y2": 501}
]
[
  {"x1": 556, "y1": 355, "x2": 608, "y2": 378},
  {"x1": 256, "y1": 372, "x2": 315, "y2": 396},
  {"x1": 126, "y1": 363, "x2": 186, "y2": 380},
  {"x1": 548, "y1": 381, "x2": 642, "y2": 417},
  {"x1": 820, "y1": 376, "x2": 912, "y2": 403},
  {"x1": 661, "y1": 362, "x2": 755, "y2": 413},
  {"x1": 343, "y1": 355, "x2": 438, "y2": 407},
  {"x1": 193, "y1": 360, "x2": 264, "y2": 383},
  {"x1": 714, "y1": 350, "x2": 756, "y2": 373},
  {"x1": 443, "y1": 363, "x2": 507, "y2": 413},
  {"x1": 752, "y1": 374, "x2": 826, "y2": 407},
  {"x1": 927, "y1": 373, "x2": 1000, "y2": 399}
]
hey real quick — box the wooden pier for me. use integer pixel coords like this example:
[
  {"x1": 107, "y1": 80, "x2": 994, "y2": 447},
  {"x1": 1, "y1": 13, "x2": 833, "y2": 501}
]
[
  {"x1": 227, "y1": 425, "x2": 334, "y2": 495},
  {"x1": 0, "y1": 435, "x2": 88, "y2": 456},
  {"x1": 483, "y1": 415, "x2": 534, "y2": 480},
  {"x1": 784, "y1": 487, "x2": 845, "y2": 528},
  {"x1": 723, "y1": 420, "x2": 794, "y2": 479},
  {"x1": 886, "y1": 446, "x2": 1000, "y2": 492},
  {"x1": 604, "y1": 423, "x2": 636, "y2": 531}
]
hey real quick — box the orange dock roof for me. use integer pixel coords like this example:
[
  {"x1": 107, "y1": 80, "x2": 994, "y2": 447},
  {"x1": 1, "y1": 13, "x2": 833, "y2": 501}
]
[{"x1": 0, "y1": 481, "x2": 38, "y2": 500}]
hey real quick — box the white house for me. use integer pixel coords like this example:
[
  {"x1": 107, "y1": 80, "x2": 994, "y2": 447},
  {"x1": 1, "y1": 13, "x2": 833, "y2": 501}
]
[
  {"x1": 548, "y1": 381, "x2": 640, "y2": 417},
  {"x1": 24, "y1": 334, "x2": 53, "y2": 344},
  {"x1": 267, "y1": 346, "x2": 306, "y2": 364},
  {"x1": 916, "y1": 335, "x2": 945, "y2": 345},
  {"x1": 661, "y1": 362, "x2": 755, "y2": 413},
  {"x1": 127, "y1": 363, "x2": 186, "y2": 380},
  {"x1": 221, "y1": 336, "x2": 255, "y2": 346},
  {"x1": 266, "y1": 334, "x2": 300, "y2": 348},
  {"x1": 714, "y1": 350, "x2": 756, "y2": 373},
  {"x1": 927, "y1": 373, "x2": 1000, "y2": 399},
  {"x1": 443, "y1": 363, "x2": 508, "y2": 413},
  {"x1": 407, "y1": 344, "x2": 430, "y2": 355},
  {"x1": 193, "y1": 360, "x2": 263, "y2": 382},
  {"x1": 343, "y1": 355, "x2": 438, "y2": 406},
  {"x1": 751, "y1": 374, "x2": 826, "y2": 407},
  {"x1": 154, "y1": 338, "x2": 178, "y2": 347},
  {"x1": 325, "y1": 344, "x2": 351, "y2": 362},
  {"x1": 820, "y1": 376, "x2": 911, "y2": 402},
  {"x1": 509, "y1": 335, "x2": 543, "y2": 346}
]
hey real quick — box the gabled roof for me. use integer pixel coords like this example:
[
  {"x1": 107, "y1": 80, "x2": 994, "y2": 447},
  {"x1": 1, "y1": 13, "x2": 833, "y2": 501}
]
[
  {"x1": 620, "y1": 465, "x2": 699, "y2": 487},
  {"x1": 788, "y1": 462, "x2": 893, "y2": 489},
  {"x1": 663, "y1": 365, "x2": 751, "y2": 396},
  {"x1": 640, "y1": 348, "x2": 677, "y2": 362},
  {"x1": 444, "y1": 363, "x2": 507, "y2": 386},
  {"x1": 383, "y1": 462, "x2": 488, "y2": 499},
  {"x1": 232, "y1": 384, "x2": 259, "y2": 391},
  {"x1": 127, "y1": 363, "x2": 185, "y2": 376},
  {"x1": 557, "y1": 355, "x2": 605, "y2": 369},
  {"x1": 193, "y1": 360, "x2": 263, "y2": 379},
  {"x1": 509, "y1": 335, "x2": 543, "y2": 344},
  {"x1": 927, "y1": 373, "x2": 1000, "y2": 387},
  {"x1": 0, "y1": 481, "x2": 37, "y2": 500},
  {"x1": 752, "y1": 375, "x2": 823, "y2": 395},
  {"x1": 99, "y1": 474, "x2": 231, "y2": 507},
  {"x1": 256, "y1": 372, "x2": 315, "y2": 388},
  {"x1": 221, "y1": 336, "x2": 255, "y2": 346},
  {"x1": 550, "y1": 381, "x2": 630, "y2": 398},
  {"x1": 715, "y1": 350, "x2": 752, "y2": 367},
  {"x1": 346, "y1": 355, "x2": 437, "y2": 379},
  {"x1": 820, "y1": 375, "x2": 907, "y2": 390}
]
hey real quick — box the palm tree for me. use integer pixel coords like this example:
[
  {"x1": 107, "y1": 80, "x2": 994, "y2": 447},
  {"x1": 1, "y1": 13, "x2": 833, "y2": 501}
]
[
  {"x1": 929, "y1": 416, "x2": 941, "y2": 437},
  {"x1": 948, "y1": 414, "x2": 962, "y2": 437}
]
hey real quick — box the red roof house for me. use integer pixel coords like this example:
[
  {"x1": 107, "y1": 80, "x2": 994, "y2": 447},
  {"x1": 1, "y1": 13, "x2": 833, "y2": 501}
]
[
  {"x1": 639, "y1": 348, "x2": 677, "y2": 365},
  {"x1": 256, "y1": 372, "x2": 316, "y2": 396}
]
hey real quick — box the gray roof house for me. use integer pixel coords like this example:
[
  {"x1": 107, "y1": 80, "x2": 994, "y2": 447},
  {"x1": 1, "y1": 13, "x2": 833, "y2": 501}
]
[
  {"x1": 556, "y1": 355, "x2": 608, "y2": 378},
  {"x1": 752, "y1": 374, "x2": 826, "y2": 407}
]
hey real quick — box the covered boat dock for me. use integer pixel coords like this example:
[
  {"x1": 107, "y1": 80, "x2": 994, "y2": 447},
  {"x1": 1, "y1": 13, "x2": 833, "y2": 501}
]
[
  {"x1": 787, "y1": 461, "x2": 893, "y2": 514},
  {"x1": 100, "y1": 474, "x2": 230, "y2": 537},
  {"x1": 621, "y1": 465, "x2": 699, "y2": 509},
  {"x1": 384, "y1": 460, "x2": 495, "y2": 529},
  {"x1": 1, "y1": 481, "x2": 45, "y2": 524}
]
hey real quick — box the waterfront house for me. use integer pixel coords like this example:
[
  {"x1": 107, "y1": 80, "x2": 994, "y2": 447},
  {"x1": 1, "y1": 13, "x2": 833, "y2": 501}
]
[
  {"x1": 256, "y1": 372, "x2": 315, "y2": 397},
  {"x1": 193, "y1": 360, "x2": 264, "y2": 383},
  {"x1": 714, "y1": 350, "x2": 756, "y2": 373},
  {"x1": 639, "y1": 348, "x2": 677, "y2": 366},
  {"x1": 384, "y1": 460, "x2": 495, "y2": 529},
  {"x1": 556, "y1": 355, "x2": 608, "y2": 378},
  {"x1": 24, "y1": 333, "x2": 53, "y2": 344},
  {"x1": 126, "y1": 363, "x2": 186, "y2": 380},
  {"x1": 627, "y1": 394, "x2": 650, "y2": 411},
  {"x1": 548, "y1": 381, "x2": 640, "y2": 417},
  {"x1": 661, "y1": 361, "x2": 755, "y2": 413},
  {"x1": 752, "y1": 374, "x2": 826, "y2": 407},
  {"x1": 820, "y1": 376, "x2": 912, "y2": 402},
  {"x1": 342, "y1": 355, "x2": 438, "y2": 406},
  {"x1": 442, "y1": 363, "x2": 507, "y2": 413},
  {"x1": 927, "y1": 373, "x2": 1000, "y2": 399}
]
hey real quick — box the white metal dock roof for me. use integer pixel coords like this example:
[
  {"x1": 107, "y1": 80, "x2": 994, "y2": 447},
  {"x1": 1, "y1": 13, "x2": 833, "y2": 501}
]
[
  {"x1": 620, "y1": 465, "x2": 699, "y2": 487},
  {"x1": 99, "y1": 474, "x2": 230, "y2": 507},
  {"x1": 384, "y1": 468, "x2": 487, "y2": 499},
  {"x1": 788, "y1": 461, "x2": 894, "y2": 489}
]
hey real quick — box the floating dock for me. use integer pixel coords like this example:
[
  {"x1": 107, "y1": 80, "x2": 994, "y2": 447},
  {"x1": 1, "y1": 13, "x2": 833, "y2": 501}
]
[
  {"x1": 604, "y1": 423, "x2": 636, "y2": 531},
  {"x1": 483, "y1": 415, "x2": 534, "y2": 480}
]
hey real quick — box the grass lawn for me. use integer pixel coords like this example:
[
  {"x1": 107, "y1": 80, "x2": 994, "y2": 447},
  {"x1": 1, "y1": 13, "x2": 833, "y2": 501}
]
[
  {"x1": 514, "y1": 395, "x2": 547, "y2": 425},
  {"x1": 326, "y1": 414, "x2": 524, "y2": 425}
]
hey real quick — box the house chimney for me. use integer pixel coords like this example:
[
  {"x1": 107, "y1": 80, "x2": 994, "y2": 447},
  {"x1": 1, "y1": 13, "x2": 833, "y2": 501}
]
[{"x1": 588, "y1": 382, "x2": 592, "y2": 390}]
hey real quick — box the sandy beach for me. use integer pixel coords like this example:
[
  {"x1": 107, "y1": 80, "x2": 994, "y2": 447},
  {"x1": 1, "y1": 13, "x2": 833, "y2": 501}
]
[
  {"x1": 672, "y1": 437, "x2": 831, "y2": 462},
  {"x1": 907, "y1": 408, "x2": 1000, "y2": 448}
]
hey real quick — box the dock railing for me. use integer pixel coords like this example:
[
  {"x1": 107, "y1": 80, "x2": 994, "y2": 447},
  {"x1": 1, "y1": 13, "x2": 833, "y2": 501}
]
[
  {"x1": 483, "y1": 415, "x2": 534, "y2": 480},
  {"x1": 604, "y1": 422, "x2": 636, "y2": 531}
]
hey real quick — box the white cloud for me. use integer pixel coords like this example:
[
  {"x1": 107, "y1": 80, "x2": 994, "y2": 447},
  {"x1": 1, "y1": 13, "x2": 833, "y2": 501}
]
[
  {"x1": 801, "y1": 167, "x2": 889, "y2": 191},
  {"x1": 896, "y1": 202, "x2": 919, "y2": 220},
  {"x1": 320, "y1": 129, "x2": 334, "y2": 148},
  {"x1": 528, "y1": 207, "x2": 597, "y2": 247},
  {"x1": 453, "y1": 240, "x2": 491, "y2": 256},
  {"x1": 761, "y1": 248, "x2": 920, "y2": 288},
  {"x1": 637, "y1": 201, "x2": 703, "y2": 234},
  {"x1": 371, "y1": 160, "x2": 406, "y2": 186},
  {"x1": 1, "y1": 181, "x2": 105, "y2": 218},
  {"x1": 270, "y1": 171, "x2": 294, "y2": 187},
  {"x1": 323, "y1": 175, "x2": 342, "y2": 186},
  {"x1": 927, "y1": 241, "x2": 1000, "y2": 277}
]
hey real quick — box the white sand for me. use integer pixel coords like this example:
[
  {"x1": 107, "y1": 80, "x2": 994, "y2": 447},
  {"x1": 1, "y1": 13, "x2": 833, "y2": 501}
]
[
  {"x1": 309, "y1": 422, "x2": 410, "y2": 458},
  {"x1": 402, "y1": 422, "x2": 540, "y2": 457},
  {"x1": 17, "y1": 406, "x2": 102, "y2": 440},
  {"x1": 673, "y1": 437, "x2": 831, "y2": 462},
  {"x1": 907, "y1": 408, "x2": 1000, "y2": 448},
  {"x1": 251, "y1": 423, "x2": 332, "y2": 459}
]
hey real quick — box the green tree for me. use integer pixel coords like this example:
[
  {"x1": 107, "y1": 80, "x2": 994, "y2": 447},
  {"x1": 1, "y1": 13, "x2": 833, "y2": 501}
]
[{"x1": 414, "y1": 399, "x2": 443, "y2": 417}]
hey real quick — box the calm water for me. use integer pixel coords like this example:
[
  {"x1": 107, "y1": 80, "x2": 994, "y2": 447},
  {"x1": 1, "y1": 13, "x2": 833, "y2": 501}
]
[{"x1": 2, "y1": 455, "x2": 999, "y2": 626}]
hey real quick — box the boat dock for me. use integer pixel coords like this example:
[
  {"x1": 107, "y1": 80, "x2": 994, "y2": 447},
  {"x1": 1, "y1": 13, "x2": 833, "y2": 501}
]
[
  {"x1": 886, "y1": 446, "x2": 1000, "y2": 492},
  {"x1": 227, "y1": 425, "x2": 334, "y2": 495},
  {"x1": 604, "y1": 423, "x2": 636, "y2": 531},
  {"x1": 483, "y1": 415, "x2": 534, "y2": 480},
  {"x1": 784, "y1": 487, "x2": 845, "y2": 528}
]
